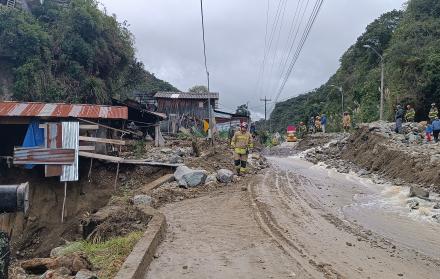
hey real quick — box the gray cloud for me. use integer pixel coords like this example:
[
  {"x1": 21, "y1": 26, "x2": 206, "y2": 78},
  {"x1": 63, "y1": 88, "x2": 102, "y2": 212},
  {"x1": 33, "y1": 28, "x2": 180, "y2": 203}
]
[{"x1": 100, "y1": 0, "x2": 406, "y2": 119}]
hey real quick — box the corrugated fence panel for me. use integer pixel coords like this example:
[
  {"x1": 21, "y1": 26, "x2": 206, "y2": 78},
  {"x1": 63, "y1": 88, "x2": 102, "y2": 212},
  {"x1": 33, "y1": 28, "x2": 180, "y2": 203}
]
[
  {"x1": 45, "y1": 123, "x2": 63, "y2": 177},
  {"x1": 61, "y1": 122, "x2": 79, "y2": 182},
  {"x1": 13, "y1": 148, "x2": 75, "y2": 165}
]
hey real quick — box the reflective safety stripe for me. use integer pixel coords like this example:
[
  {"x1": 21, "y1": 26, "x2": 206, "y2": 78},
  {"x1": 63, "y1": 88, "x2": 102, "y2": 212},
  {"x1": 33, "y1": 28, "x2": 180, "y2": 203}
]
[{"x1": 235, "y1": 148, "x2": 247, "y2": 155}]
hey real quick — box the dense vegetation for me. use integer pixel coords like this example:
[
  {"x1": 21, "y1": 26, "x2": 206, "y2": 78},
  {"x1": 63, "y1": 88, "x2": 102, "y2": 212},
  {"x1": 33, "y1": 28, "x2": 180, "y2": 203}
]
[
  {"x1": 0, "y1": 0, "x2": 176, "y2": 104},
  {"x1": 270, "y1": 0, "x2": 440, "y2": 132}
]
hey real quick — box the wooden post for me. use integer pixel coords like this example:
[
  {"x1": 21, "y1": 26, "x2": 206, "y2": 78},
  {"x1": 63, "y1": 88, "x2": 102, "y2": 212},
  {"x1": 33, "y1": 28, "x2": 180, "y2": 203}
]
[
  {"x1": 114, "y1": 163, "x2": 120, "y2": 190},
  {"x1": 61, "y1": 182, "x2": 67, "y2": 223}
]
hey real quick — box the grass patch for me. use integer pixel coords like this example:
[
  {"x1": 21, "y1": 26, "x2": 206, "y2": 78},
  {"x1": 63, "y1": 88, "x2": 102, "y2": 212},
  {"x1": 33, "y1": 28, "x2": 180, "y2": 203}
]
[{"x1": 61, "y1": 231, "x2": 144, "y2": 278}]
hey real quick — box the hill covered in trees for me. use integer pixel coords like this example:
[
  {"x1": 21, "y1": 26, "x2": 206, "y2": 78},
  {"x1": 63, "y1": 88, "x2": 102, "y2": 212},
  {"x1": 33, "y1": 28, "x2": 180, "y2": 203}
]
[
  {"x1": 270, "y1": 0, "x2": 440, "y2": 132},
  {"x1": 0, "y1": 0, "x2": 177, "y2": 104}
]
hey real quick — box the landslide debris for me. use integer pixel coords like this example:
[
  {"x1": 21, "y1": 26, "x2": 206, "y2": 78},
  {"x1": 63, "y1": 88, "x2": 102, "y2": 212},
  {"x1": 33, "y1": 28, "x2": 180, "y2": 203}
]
[{"x1": 299, "y1": 122, "x2": 440, "y2": 193}]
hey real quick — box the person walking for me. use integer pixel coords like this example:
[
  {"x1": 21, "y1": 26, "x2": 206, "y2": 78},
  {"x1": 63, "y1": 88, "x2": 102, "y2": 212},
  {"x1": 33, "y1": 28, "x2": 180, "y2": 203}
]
[
  {"x1": 432, "y1": 117, "x2": 440, "y2": 143},
  {"x1": 429, "y1": 103, "x2": 438, "y2": 123},
  {"x1": 405, "y1": 105, "x2": 416, "y2": 122},
  {"x1": 425, "y1": 123, "x2": 433, "y2": 142},
  {"x1": 315, "y1": 116, "x2": 322, "y2": 132},
  {"x1": 395, "y1": 105, "x2": 404, "y2": 133},
  {"x1": 343, "y1": 112, "x2": 351, "y2": 132},
  {"x1": 321, "y1": 114, "x2": 327, "y2": 133},
  {"x1": 308, "y1": 116, "x2": 315, "y2": 133},
  {"x1": 297, "y1": 122, "x2": 307, "y2": 139},
  {"x1": 231, "y1": 122, "x2": 253, "y2": 175}
]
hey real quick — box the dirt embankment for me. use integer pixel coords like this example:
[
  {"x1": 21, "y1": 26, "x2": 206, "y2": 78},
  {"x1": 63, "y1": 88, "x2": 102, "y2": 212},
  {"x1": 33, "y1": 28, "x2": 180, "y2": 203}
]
[
  {"x1": 342, "y1": 127, "x2": 440, "y2": 191},
  {"x1": 299, "y1": 126, "x2": 440, "y2": 193},
  {"x1": 0, "y1": 160, "x2": 165, "y2": 259}
]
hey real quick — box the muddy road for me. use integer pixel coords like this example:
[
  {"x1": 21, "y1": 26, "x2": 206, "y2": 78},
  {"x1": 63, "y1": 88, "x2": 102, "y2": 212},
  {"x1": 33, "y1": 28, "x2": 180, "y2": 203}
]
[
  {"x1": 147, "y1": 155, "x2": 440, "y2": 278},
  {"x1": 251, "y1": 156, "x2": 440, "y2": 278}
]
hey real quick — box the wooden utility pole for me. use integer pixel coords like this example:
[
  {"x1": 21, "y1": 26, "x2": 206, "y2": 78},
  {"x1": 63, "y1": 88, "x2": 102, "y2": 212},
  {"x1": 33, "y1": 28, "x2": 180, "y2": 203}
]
[{"x1": 260, "y1": 97, "x2": 272, "y2": 129}]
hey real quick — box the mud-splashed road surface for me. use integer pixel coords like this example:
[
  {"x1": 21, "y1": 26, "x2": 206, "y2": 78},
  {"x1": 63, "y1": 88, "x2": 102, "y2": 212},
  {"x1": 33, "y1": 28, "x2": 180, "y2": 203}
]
[
  {"x1": 147, "y1": 155, "x2": 440, "y2": 279},
  {"x1": 250, "y1": 156, "x2": 440, "y2": 278}
]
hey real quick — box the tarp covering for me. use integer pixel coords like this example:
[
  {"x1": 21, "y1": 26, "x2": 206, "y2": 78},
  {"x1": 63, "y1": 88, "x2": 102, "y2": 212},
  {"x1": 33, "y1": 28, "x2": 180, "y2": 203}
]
[{"x1": 22, "y1": 120, "x2": 45, "y2": 169}]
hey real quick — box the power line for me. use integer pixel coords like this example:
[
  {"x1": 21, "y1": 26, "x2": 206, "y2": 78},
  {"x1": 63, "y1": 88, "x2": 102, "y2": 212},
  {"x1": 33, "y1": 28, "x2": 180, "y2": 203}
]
[
  {"x1": 273, "y1": 0, "x2": 324, "y2": 104},
  {"x1": 199, "y1": 0, "x2": 214, "y2": 143},
  {"x1": 256, "y1": 0, "x2": 285, "y2": 97}
]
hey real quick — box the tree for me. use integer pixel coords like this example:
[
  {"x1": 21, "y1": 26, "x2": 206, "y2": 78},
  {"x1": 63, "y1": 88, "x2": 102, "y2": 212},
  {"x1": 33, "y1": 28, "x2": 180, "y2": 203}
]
[
  {"x1": 188, "y1": 85, "x2": 209, "y2": 94},
  {"x1": 0, "y1": 0, "x2": 177, "y2": 103},
  {"x1": 235, "y1": 104, "x2": 250, "y2": 117}
]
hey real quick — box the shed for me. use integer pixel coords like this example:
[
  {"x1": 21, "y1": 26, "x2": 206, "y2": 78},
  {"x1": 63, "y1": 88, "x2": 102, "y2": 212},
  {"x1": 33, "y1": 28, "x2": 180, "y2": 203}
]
[
  {"x1": 214, "y1": 109, "x2": 251, "y2": 132},
  {"x1": 0, "y1": 101, "x2": 128, "y2": 157},
  {"x1": 154, "y1": 92, "x2": 219, "y2": 120}
]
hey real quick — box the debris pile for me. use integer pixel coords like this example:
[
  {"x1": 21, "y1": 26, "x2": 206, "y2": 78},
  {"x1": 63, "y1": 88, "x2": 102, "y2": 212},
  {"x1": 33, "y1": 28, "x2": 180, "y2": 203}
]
[{"x1": 299, "y1": 123, "x2": 440, "y2": 193}]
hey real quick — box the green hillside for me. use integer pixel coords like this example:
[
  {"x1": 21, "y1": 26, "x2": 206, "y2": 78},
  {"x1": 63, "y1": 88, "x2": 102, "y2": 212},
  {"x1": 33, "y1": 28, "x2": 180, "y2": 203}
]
[
  {"x1": 0, "y1": 0, "x2": 177, "y2": 104},
  {"x1": 270, "y1": 0, "x2": 440, "y2": 132}
]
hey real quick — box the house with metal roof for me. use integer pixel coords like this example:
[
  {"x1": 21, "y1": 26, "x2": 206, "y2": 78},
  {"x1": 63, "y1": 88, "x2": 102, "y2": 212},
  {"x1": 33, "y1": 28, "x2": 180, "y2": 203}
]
[{"x1": 154, "y1": 92, "x2": 219, "y2": 120}]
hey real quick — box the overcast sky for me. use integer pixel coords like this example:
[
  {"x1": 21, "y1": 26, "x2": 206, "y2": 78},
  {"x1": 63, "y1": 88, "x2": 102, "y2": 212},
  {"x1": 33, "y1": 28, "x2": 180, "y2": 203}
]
[{"x1": 100, "y1": 0, "x2": 406, "y2": 119}]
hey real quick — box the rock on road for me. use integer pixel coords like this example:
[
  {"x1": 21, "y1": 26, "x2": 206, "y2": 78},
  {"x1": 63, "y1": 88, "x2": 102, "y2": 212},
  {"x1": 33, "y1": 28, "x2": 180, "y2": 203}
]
[{"x1": 147, "y1": 156, "x2": 440, "y2": 278}]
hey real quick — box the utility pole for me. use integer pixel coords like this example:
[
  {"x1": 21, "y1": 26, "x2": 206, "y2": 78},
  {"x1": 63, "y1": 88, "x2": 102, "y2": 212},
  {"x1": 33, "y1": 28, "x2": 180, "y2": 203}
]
[{"x1": 260, "y1": 96, "x2": 272, "y2": 125}]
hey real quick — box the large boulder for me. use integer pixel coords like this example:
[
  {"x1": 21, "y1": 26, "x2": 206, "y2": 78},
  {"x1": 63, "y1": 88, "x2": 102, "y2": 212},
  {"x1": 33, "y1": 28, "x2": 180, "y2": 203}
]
[
  {"x1": 132, "y1": 195, "x2": 153, "y2": 207},
  {"x1": 75, "y1": 269, "x2": 98, "y2": 279},
  {"x1": 409, "y1": 186, "x2": 429, "y2": 199},
  {"x1": 216, "y1": 169, "x2": 234, "y2": 183},
  {"x1": 174, "y1": 166, "x2": 207, "y2": 188}
]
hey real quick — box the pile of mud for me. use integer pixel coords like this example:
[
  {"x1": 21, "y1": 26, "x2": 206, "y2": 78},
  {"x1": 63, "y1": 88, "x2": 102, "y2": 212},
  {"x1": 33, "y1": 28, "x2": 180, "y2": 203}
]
[
  {"x1": 298, "y1": 126, "x2": 439, "y2": 193},
  {"x1": 342, "y1": 126, "x2": 440, "y2": 192},
  {"x1": 81, "y1": 206, "x2": 151, "y2": 243}
]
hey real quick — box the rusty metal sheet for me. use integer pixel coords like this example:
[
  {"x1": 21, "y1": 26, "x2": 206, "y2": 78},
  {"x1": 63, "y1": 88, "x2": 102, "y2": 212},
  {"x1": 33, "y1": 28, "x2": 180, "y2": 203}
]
[
  {"x1": 0, "y1": 101, "x2": 128, "y2": 120},
  {"x1": 45, "y1": 123, "x2": 63, "y2": 177},
  {"x1": 60, "y1": 122, "x2": 79, "y2": 182},
  {"x1": 13, "y1": 147, "x2": 75, "y2": 165}
]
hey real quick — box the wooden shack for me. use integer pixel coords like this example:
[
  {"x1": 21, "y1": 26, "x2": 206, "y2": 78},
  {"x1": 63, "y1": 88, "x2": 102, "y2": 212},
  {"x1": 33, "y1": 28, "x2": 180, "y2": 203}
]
[{"x1": 154, "y1": 92, "x2": 219, "y2": 120}]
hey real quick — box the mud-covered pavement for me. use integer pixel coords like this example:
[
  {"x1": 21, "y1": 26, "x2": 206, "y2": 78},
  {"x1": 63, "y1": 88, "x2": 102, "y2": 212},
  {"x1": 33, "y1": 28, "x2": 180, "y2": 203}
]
[
  {"x1": 147, "y1": 149, "x2": 440, "y2": 278},
  {"x1": 251, "y1": 156, "x2": 440, "y2": 278}
]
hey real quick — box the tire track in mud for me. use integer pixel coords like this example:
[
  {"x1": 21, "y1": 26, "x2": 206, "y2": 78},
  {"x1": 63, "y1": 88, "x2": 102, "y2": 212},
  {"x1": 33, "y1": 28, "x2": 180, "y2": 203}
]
[
  {"x1": 250, "y1": 161, "x2": 440, "y2": 279},
  {"x1": 248, "y1": 171, "x2": 345, "y2": 279}
]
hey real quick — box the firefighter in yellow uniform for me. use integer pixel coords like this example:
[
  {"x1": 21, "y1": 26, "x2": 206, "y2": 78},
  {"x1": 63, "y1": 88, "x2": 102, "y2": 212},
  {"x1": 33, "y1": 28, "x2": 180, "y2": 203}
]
[{"x1": 231, "y1": 122, "x2": 253, "y2": 175}]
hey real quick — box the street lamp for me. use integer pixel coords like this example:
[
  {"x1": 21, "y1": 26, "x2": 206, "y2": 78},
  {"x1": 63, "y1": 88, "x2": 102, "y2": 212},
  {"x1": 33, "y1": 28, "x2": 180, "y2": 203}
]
[
  {"x1": 363, "y1": 44, "x2": 385, "y2": 121},
  {"x1": 330, "y1": 85, "x2": 344, "y2": 116}
]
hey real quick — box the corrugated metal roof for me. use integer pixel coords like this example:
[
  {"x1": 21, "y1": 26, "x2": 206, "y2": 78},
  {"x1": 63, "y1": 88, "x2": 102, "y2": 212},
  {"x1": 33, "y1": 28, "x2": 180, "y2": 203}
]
[
  {"x1": 0, "y1": 101, "x2": 128, "y2": 119},
  {"x1": 155, "y1": 92, "x2": 219, "y2": 100}
]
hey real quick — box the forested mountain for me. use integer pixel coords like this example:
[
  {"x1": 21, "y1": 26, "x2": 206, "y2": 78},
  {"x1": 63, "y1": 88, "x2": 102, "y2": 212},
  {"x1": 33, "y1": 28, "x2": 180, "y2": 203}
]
[
  {"x1": 270, "y1": 0, "x2": 440, "y2": 132},
  {"x1": 0, "y1": 0, "x2": 177, "y2": 104}
]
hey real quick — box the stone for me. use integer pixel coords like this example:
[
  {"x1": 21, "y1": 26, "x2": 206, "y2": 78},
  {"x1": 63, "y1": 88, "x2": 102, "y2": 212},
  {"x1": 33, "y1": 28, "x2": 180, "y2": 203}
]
[
  {"x1": 169, "y1": 155, "x2": 184, "y2": 164},
  {"x1": 409, "y1": 186, "x2": 429, "y2": 199},
  {"x1": 55, "y1": 267, "x2": 71, "y2": 276},
  {"x1": 205, "y1": 173, "x2": 217, "y2": 184},
  {"x1": 432, "y1": 215, "x2": 440, "y2": 223},
  {"x1": 174, "y1": 166, "x2": 208, "y2": 188},
  {"x1": 132, "y1": 195, "x2": 153, "y2": 207},
  {"x1": 433, "y1": 203, "x2": 440, "y2": 210},
  {"x1": 430, "y1": 155, "x2": 440, "y2": 165},
  {"x1": 50, "y1": 247, "x2": 65, "y2": 258},
  {"x1": 75, "y1": 269, "x2": 98, "y2": 279},
  {"x1": 216, "y1": 169, "x2": 234, "y2": 183},
  {"x1": 407, "y1": 200, "x2": 419, "y2": 210},
  {"x1": 160, "y1": 148, "x2": 173, "y2": 154}
]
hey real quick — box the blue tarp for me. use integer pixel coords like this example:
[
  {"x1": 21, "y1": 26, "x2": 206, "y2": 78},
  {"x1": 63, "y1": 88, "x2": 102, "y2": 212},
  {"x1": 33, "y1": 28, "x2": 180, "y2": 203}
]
[{"x1": 22, "y1": 120, "x2": 45, "y2": 169}]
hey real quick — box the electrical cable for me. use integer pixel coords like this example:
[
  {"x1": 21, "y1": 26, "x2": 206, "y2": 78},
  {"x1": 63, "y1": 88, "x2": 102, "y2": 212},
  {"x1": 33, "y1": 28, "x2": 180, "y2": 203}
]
[{"x1": 273, "y1": 0, "x2": 324, "y2": 104}]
